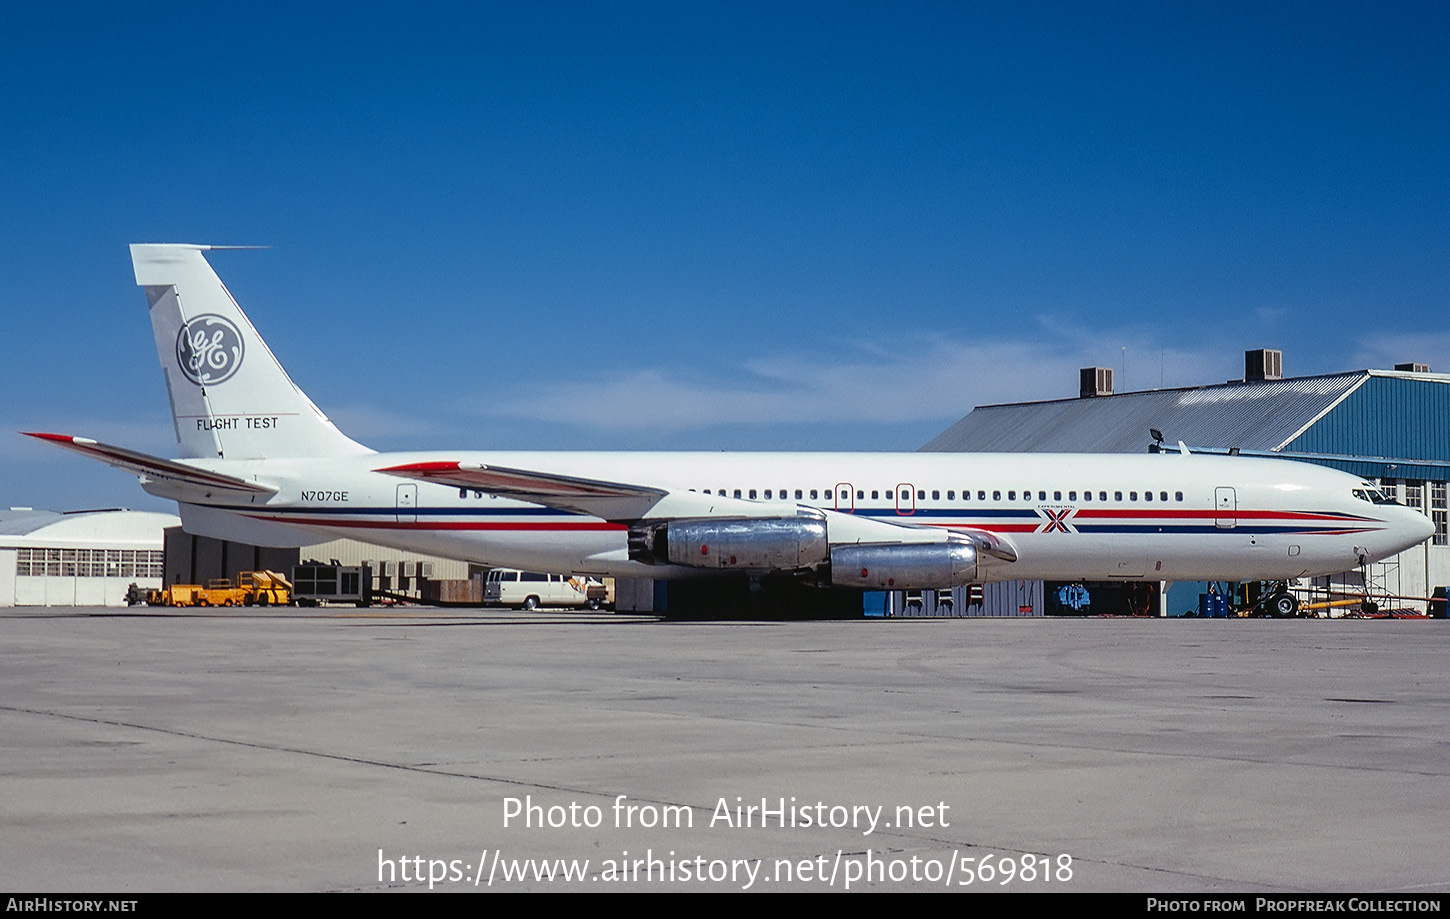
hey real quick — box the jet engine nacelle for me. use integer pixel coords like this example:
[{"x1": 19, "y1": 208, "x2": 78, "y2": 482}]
[
  {"x1": 830, "y1": 539, "x2": 979, "y2": 589},
  {"x1": 628, "y1": 514, "x2": 831, "y2": 570}
]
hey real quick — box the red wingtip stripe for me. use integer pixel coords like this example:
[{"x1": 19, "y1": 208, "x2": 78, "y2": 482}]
[{"x1": 374, "y1": 461, "x2": 464, "y2": 475}]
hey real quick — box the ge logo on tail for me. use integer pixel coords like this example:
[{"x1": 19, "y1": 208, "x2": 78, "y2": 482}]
[{"x1": 176, "y1": 315, "x2": 244, "y2": 385}]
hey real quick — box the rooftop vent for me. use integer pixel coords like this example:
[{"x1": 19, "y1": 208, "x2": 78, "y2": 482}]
[
  {"x1": 1245, "y1": 348, "x2": 1282, "y2": 382},
  {"x1": 1395, "y1": 362, "x2": 1430, "y2": 373},
  {"x1": 1080, "y1": 366, "x2": 1114, "y2": 398}
]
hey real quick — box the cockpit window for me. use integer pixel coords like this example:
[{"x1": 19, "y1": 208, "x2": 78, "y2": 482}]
[{"x1": 1354, "y1": 487, "x2": 1398, "y2": 505}]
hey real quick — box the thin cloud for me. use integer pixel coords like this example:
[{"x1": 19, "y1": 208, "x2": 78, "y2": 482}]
[
  {"x1": 477, "y1": 325, "x2": 1235, "y2": 431},
  {"x1": 1352, "y1": 333, "x2": 1450, "y2": 375}
]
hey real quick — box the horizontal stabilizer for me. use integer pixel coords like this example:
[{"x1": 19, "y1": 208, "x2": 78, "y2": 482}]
[{"x1": 23, "y1": 432, "x2": 277, "y2": 495}]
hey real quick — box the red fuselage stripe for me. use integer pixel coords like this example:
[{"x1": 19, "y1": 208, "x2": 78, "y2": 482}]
[{"x1": 245, "y1": 515, "x2": 626, "y2": 532}]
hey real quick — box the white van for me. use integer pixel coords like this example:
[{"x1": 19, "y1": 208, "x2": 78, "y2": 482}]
[{"x1": 483, "y1": 569, "x2": 609, "y2": 610}]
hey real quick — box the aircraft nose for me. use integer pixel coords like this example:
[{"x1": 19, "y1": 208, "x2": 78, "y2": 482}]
[
  {"x1": 1414, "y1": 508, "x2": 1437, "y2": 543},
  {"x1": 1393, "y1": 506, "x2": 1436, "y2": 552},
  {"x1": 1362, "y1": 506, "x2": 1435, "y2": 565}
]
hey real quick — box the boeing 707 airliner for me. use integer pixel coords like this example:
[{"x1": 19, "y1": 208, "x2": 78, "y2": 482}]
[{"x1": 26, "y1": 245, "x2": 1435, "y2": 596}]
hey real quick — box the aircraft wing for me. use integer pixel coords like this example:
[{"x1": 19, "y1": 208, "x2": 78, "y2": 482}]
[
  {"x1": 374, "y1": 459, "x2": 668, "y2": 520},
  {"x1": 375, "y1": 459, "x2": 1018, "y2": 566},
  {"x1": 22, "y1": 432, "x2": 278, "y2": 496}
]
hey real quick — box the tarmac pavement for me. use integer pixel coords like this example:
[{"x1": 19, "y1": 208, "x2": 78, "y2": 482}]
[{"x1": 2, "y1": 607, "x2": 1447, "y2": 892}]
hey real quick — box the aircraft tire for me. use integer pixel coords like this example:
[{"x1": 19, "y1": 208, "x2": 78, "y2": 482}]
[{"x1": 1270, "y1": 592, "x2": 1298, "y2": 618}]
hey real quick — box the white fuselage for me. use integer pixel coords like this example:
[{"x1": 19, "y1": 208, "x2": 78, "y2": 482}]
[
  {"x1": 37, "y1": 245, "x2": 1427, "y2": 593},
  {"x1": 161, "y1": 449, "x2": 1432, "y2": 584}
]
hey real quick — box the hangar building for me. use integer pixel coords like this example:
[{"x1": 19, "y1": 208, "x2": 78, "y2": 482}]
[
  {"x1": 0, "y1": 508, "x2": 179, "y2": 607},
  {"x1": 162, "y1": 528, "x2": 472, "y2": 604},
  {"x1": 920, "y1": 351, "x2": 1449, "y2": 616},
  {"x1": 0, "y1": 506, "x2": 475, "y2": 608}
]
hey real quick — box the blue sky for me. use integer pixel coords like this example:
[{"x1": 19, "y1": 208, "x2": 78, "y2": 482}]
[{"x1": 3, "y1": 1, "x2": 1447, "y2": 511}]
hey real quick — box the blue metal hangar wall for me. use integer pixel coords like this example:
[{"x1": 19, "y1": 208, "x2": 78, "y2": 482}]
[{"x1": 920, "y1": 351, "x2": 1449, "y2": 617}]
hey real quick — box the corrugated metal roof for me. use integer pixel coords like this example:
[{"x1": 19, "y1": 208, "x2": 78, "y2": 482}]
[
  {"x1": 1287, "y1": 374, "x2": 1450, "y2": 463},
  {"x1": 0, "y1": 509, "x2": 65, "y2": 537},
  {"x1": 922, "y1": 372, "x2": 1370, "y2": 454}
]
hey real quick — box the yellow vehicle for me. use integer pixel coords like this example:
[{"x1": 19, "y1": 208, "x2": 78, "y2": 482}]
[
  {"x1": 148, "y1": 571, "x2": 292, "y2": 607},
  {"x1": 149, "y1": 581, "x2": 240, "y2": 607},
  {"x1": 239, "y1": 570, "x2": 291, "y2": 606}
]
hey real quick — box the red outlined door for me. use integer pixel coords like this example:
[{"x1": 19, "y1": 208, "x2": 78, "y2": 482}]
[
  {"x1": 895, "y1": 482, "x2": 916, "y2": 516},
  {"x1": 834, "y1": 483, "x2": 855, "y2": 513}
]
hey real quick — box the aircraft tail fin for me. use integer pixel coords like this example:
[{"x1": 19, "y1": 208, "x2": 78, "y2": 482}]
[{"x1": 131, "y1": 244, "x2": 372, "y2": 460}]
